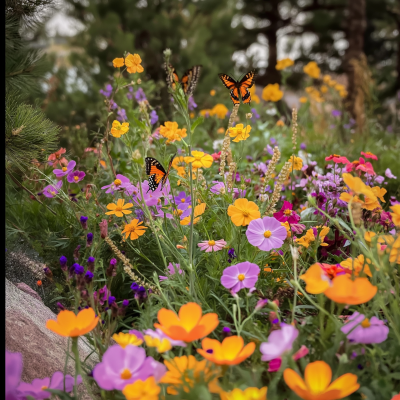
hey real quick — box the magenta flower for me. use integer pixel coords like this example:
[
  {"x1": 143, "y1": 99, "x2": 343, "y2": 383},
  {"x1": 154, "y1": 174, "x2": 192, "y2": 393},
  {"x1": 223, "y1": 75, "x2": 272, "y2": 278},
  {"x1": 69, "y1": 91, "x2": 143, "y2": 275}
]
[
  {"x1": 143, "y1": 328, "x2": 186, "y2": 348},
  {"x1": 159, "y1": 262, "x2": 183, "y2": 281},
  {"x1": 341, "y1": 312, "x2": 389, "y2": 344},
  {"x1": 174, "y1": 191, "x2": 191, "y2": 210},
  {"x1": 17, "y1": 371, "x2": 81, "y2": 399},
  {"x1": 273, "y1": 201, "x2": 300, "y2": 224},
  {"x1": 210, "y1": 181, "x2": 226, "y2": 195},
  {"x1": 198, "y1": 239, "x2": 227, "y2": 253},
  {"x1": 93, "y1": 345, "x2": 166, "y2": 390},
  {"x1": 42, "y1": 181, "x2": 63, "y2": 198},
  {"x1": 101, "y1": 174, "x2": 132, "y2": 194},
  {"x1": 67, "y1": 170, "x2": 86, "y2": 183},
  {"x1": 6, "y1": 350, "x2": 23, "y2": 400},
  {"x1": 221, "y1": 261, "x2": 260, "y2": 293},
  {"x1": 53, "y1": 160, "x2": 76, "y2": 178},
  {"x1": 260, "y1": 323, "x2": 299, "y2": 361},
  {"x1": 246, "y1": 217, "x2": 287, "y2": 251}
]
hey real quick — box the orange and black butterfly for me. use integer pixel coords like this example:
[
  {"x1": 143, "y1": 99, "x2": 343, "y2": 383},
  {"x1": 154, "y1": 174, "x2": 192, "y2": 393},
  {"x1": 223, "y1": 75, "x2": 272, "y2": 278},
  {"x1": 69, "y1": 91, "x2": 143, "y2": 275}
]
[
  {"x1": 145, "y1": 154, "x2": 176, "y2": 192},
  {"x1": 218, "y1": 70, "x2": 257, "y2": 105},
  {"x1": 164, "y1": 64, "x2": 202, "y2": 97}
]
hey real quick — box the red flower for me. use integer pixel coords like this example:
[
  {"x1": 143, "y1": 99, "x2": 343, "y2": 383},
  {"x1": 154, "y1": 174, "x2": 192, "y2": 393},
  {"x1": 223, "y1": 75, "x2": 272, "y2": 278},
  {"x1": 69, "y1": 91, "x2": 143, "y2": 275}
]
[
  {"x1": 361, "y1": 151, "x2": 378, "y2": 161},
  {"x1": 211, "y1": 151, "x2": 221, "y2": 162},
  {"x1": 48, "y1": 148, "x2": 68, "y2": 167},
  {"x1": 355, "y1": 157, "x2": 376, "y2": 175},
  {"x1": 325, "y1": 154, "x2": 350, "y2": 164}
]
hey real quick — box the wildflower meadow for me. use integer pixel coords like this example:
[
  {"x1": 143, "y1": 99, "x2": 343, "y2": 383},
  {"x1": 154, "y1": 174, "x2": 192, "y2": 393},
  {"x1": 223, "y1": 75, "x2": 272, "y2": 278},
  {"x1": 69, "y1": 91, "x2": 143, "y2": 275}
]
[{"x1": 5, "y1": 1, "x2": 400, "y2": 399}]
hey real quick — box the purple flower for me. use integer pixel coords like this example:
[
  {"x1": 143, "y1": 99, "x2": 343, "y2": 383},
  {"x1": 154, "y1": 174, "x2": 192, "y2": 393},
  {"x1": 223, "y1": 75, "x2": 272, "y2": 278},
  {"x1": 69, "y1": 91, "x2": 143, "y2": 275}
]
[
  {"x1": 100, "y1": 84, "x2": 113, "y2": 97},
  {"x1": 159, "y1": 262, "x2": 183, "y2": 281},
  {"x1": 331, "y1": 110, "x2": 341, "y2": 117},
  {"x1": 341, "y1": 312, "x2": 389, "y2": 344},
  {"x1": 80, "y1": 216, "x2": 88, "y2": 230},
  {"x1": 17, "y1": 371, "x2": 81, "y2": 399},
  {"x1": 59, "y1": 256, "x2": 68, "y2": 270},
  {"x1": 53, "y1": 160, "x2": 76, "y2": 178},
  {"x1": 188, "y1": 96, "x2": 197, "y2": 111},
  {"x1": 300, "y1": 142, "x2": 306, "y2": 150},
  {"x1": 135, "y1": 88, "x2": 147, "y2": 102},
  {"x1": 92, "y1": 345, "x2": 166, "y2": 390},
  {"x1": 210, "y1": 181, "x2": 226, "y2": 195},
  {"x1": 101, "y1": 174, "x2": 133, "y2": 195},
  {"x1": 86, "y1": 232, "x2": 93, "y2": 247},
  {"x1": 117, "y1": 108, "x2": 127, "y2": 122},
  {"x1": 42, "y1": 181, "x2": 63, "y2": 198},
  {"x1": 67, "y1": 170, "x2": 85, "y2": 184},
  {"x1": 94, "y1": 285, "x2": 111, "y2": 306},
  {"x1": 108, "y1": 296, "x2": 116, "y2": 305},
  {"x1": 85, "y1": 271, "x2": 94, "y2": 283},
  {"x1": 385, "y1": 168, "x2": 397, "y2": 179},
  {"x1": 143, "y1": 328, "x2": 186, "y2": 348},
  {"x1": 109, "y1": 99, "x2": 118, "y2": 110},
  {"x1": 233, "y1": 188, "x2": 246, "y2": 199},
  {"x1": 273, "y1": 201, "x2": 300, "y2": 224},
  {"x1": 122, "y1": 299, "x2": 129, "y2": 307},
  {"x1": 260, "y1": 323, "x2": 299, "y2": 361},
  {"x1": 251, "y1": 108, "x2": 260, "y2": 121},
  {"x1": 71, "y1": 263, "x2": 84, "y2": 275},
  {"x1": 135, "y1": 209, "x2": 144, "y2": 222},
  {"x1": 150, "y1": 110, "x2": 158, "y2": 125},
  {"x1": 270, "y1": 137, "x2": 277, "y2": 145},
  {"x1": 87, "y1": 256, "x2": 95, "y2": 272},
  {"x1": 6, "y1": 350, "x2": 23, "y2": 400},
  {"x1": 221, "y1": 261, "x2": 260, "y2": 294},
  {"x1": 227, "y1": 248, "x2": 236, "y2": 263},
  {"x1": 174, "y1": 191, "x2": 191, "y2": 210},
  {"x1": 246, "y1": 217, "x2": 287, "y2": 251},
  {"x1": 265, "y1": 144, "x2": 274, "y2": 155}
]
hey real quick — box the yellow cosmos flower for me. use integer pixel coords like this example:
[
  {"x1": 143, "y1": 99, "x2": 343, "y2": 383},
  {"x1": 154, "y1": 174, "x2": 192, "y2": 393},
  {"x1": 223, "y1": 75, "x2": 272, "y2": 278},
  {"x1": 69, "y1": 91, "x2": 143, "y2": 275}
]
[
  {"x1": 289, "y1": 155, "x2": 303, "y2": 172},
  {"x1": 122, "y1": 377, "x2": 160, "y2": 400},
  {"x1": 227, "y1": 198, "x2": 260, "y2": 226},
  {"x1": 228, "y1": 124, "x2": 251, "y2": 142},
  {"x1": 296, "y1": 226, "x2": 329, "y2": 248},
  {"x1": 112, "y1": 332, "x2": 143, "y2": 348},
  {"x1": 340, "y1": 255, "x2": 372, "y2": 277},
  {"x1": 210, "y1": 103, "x2": 229, "y2": 119},
  {"x1": 125, "y1": 53, "x2": 144, "y2": 74},
  {"x1": 180, "y1": 203, "x2": 206, "y2": 226},
  {"x1": 262, "y1": 83, "x2": 283, "y2": 102},
  {"x1": 144, "y1": 335, "x2": 172, "y2": 353},
  {"x1": 159, "y1": 121, "x2": 187, "y2": 144},
  {"x1": 105, "y1": 199, "x2": 133, "y2": 217},
  {"x1": 303, "y1": 61, "x2": 321, "y2": 79},
  {"x1": 110, "y1": 120, "x2": 129, "y2": 138},
  {"x1": 113, "y1": 57, "x2": 124, "y2": 68},
  {"x1": 284, "y1": 361, "x2": 359, "y2": 400},
  {"x1": 220, "y1": 387, "x2": 268, "y2": 400},
  {"x1": 210, "y1": 89, "x2": 216, "y2": 96},
  {"x1": 299, "y1": 96, "x2": 308, "y2": 103},
  {"x1": 390, "y1": 205, "x2": 400, "y2": 227},
  {"x1": 121, "y1": 219, "x2": 147, "y2": 240},
  {"x1": 276, "y1": 58, "x2": 294, "y2": 71},
  {"x1": 185, "y1": 151, "x2": 213, "y2": 169}
]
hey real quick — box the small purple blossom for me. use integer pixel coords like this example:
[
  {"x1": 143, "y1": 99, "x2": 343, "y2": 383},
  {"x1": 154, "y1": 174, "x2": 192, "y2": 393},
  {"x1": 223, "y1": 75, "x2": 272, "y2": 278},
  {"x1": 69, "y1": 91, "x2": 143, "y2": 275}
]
[
  {"x1": 135, "y1": 88, "x2": 147, "y2": 102},
  {"x1": 71, "y1": 263, "x2": 84, "y2": 275},
  {"x1": 117, "y1": 108, "x2": 127, "y2": 122},
  {"x1": 53, "y1": 160, "x2": 76, "y2": 178},
  {"x1": 188, "y1": 96, "x2": 197, "y2": 111},
  {"x1": 108, "y1": 296, "x2": 116, "y2": 305},
  {"x1": 331, "y1": 109, "x2": 341, "y2": 117},
  {"x1": 100, "y1": 84, "x2": 113, "y2": 97},
  {"x1": 80, "y1": 216, "x2": 88, "y2": 230},
  {"x1": 42, "y1": 181, "x2": 63, "y2": 198},
  {"x1": 385, "y1": 168, "x2": 397, "y2": 179},
  {"x1": 221, "y1": 261, "x2": 260, "y2": 294},
  {"x1": 59, "y1": 256, "x2": 68, "y2": 270},
  {"x1": 227, "y1": 248, "x2": 236, "y2": 263},
  {"x1": 84, "y1": 271, "x2": 94, "y2": 283},
  {"x1": 86, "y1": 232, "x2": 93, "y2": 247},
  {"x1": 122, "y1": 299, "x2": 129, "y2": 307},
  {"x1": 67, "y1": 170, "x2": 86, "y2": 184},
  {"x1": 300, "y1": 142, "x2": 306, "y2": 150},
  {"x1": 150, "y1": 110, "x2": 158, "y2": 125}
]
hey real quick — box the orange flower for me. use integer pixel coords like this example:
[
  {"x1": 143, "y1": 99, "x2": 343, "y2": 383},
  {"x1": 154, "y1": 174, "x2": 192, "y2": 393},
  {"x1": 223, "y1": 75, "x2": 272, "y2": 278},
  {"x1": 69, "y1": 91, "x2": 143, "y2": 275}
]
[
  {"x1": 180, "y1": 202, "x2": 206, "y2": 226},
  {"x1": 324, "y1": 275, "x2": 377, "y2": 305},
  {"x1": 112, "y1": 57, "x2": 125, "y2": 68},
  {"x1": 227, "y1": 199, "x2": 260, "y2": 226},
  {"x1": 341, "y1": 173, "x2": 377, "y2": 202},
  {"x1": 110, "y1": 120, "x2": 129, "y2": 138},
  {"x1": 36, "y1": 280, "x2": 42, "y2": 286},
  {"x1": 46, "y1": 308, "x2": 99, "y2": 337},
  {"x1": 121, "y1": 219, "x2": 147, "y2": 240},
  {"x1": 161, "y1": 355, "x2": 221, "y2": 395},
  {"x1": 276, "y1": 120, "x2": 285, "y2": 127},
  {"x1": 220, "y1": 387, "x2": 268, "y2": 400},
  {"x1": 210, "y1": 89, "x2": 216, "y2": 96},
  {"x1": 122, "y1": 377, "x2": 160, "y2": 400},
  {"x1": 159, "y1": 121, "x2": 187, "y2": 144},
  {"x1": 154, "y1": 302, "x2": 219, "y2": 342},
  {"x1": 105, "y1": 199, "x2": 133, "y2": 217},
  {"x1": 197, "y1": 336, "x2": 255, "y2": 366},
  {"x1": 303, "y1": 61, "x2": 321, "y2": 79},
  {"x1": 48, "y1": 148, "x2": 68, "y2": 167},
  {"x1": 125, "y1": 53, "x2": 144, "y2": 74},
  {"x1": 262, "y1": 83, "x2": 283, "y2": 102},
  {"x1": 284, "y1": 360, "x2": 359, "y2": 400},
  {"x1": 390, "y1": 205, "x2": 400, "y2": 227},
  {"x1": 340, "y1": 255, "x2": 372, "y2": 277},
  {"x1": 300, "y1": 263, "x2": 331, "y2": 294},
  {"x1": 364, "y1": 231, "x2": 376, "y2": 243}
]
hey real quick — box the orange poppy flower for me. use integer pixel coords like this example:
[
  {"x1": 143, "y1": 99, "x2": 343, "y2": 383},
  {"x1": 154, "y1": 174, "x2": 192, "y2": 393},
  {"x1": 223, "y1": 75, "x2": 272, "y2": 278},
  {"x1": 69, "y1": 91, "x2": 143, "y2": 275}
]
[
  {"x1": 154, "y1": 302, "x2": 219, "y2": 342},
  {"x1": 220, "y1": 387, "x2": 268, "y2": 400},
  {"x1": 197, "y1": 336, "x2": 255, "y2": 365},
  {"x1": 113, "y1": 58, "x2": 124, "y2": 68},
  {"x1": 46, "y1": 308, "x2": 99, "y2": 337},
  {"x1": 300, "y1": 263, "x2": 331, "y2": 294},
  {"x1": 324, "y1": 275, "x2": 377, "y2": 305},
  {"x1": 105, "y1": 199, "x2": 133, "y2": 217},
  {"x1": 227, "y1": 198, "x2": 261, "y2": 226},
  {"x1": 284, "y1": 360, "x2": 359, "y2": 400}
]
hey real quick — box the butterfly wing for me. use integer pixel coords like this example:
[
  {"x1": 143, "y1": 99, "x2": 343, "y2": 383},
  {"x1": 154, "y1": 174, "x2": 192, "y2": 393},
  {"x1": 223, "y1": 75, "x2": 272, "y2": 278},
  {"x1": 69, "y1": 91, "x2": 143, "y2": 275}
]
[
  {"x1": 238, "y1": 70, "x2": 257, "y2": 104},
  {"x1": 230, "y1": 87, "x2": 240, "y2": 105},
  {"x1": 182, "y1": 65, "x2": 202, "y2": 97},
  {"x1": 218, "y1": 73, "x2": 237, "y2": 90},
  {"x1": 164, "y1": 63, "x2": 179, "y2": 91},
  {"x1": 145, "y1": 157, "x2": 167, "y2": 192}
]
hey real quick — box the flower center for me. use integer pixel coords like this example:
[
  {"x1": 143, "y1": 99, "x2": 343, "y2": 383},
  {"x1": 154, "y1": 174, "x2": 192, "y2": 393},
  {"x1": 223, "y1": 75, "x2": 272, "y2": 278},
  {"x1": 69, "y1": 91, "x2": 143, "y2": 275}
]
[
  {"x1": 120, "y1": 368, "x2": 132, "y2": 380},
  {"x1": 115, "y1": 206, "x2": 123, "y2": 212},
  {"x1": 74, "y1": 176, "x2": 79, "y2": 182},
  {"x1": 208, "y1": 240, "x2": 215, "y2": 246},
  {"x1": 55, "y1": 154, "x2": 60, "y2": 159},
  {"x1": 62, "y1": 167, "x2": 67, "y2": 172},
  {"x1": 284, "y1": 209, "x2": 292, "y2": 216},
  {"x1": 41, "y1": 386, "x2": 48, "y2": 391},
  {"x1": 206, "y1": 349, "x2": 214, "y2": 354},
  {"x1": 264, "y1": 230, "x2": 272, "y2": 238},
  {"x1": 237, "y1": 274, "x2": 245, "y2": 281},
  {"x1": 181, "y1": 198, "x2": 186, "y2": 203},
  {"x1": 242, "y1": 210, "x2": 250, "y2": 217},
  {"x1": 361, "y1": 318, "x2": 371, "y2": 328},
  {"x1": 114, "y1": 179, "x2": 122, "y2": 186},
  {"x1": 50, "y1": 191, "x2": 56, "y2": 195}
]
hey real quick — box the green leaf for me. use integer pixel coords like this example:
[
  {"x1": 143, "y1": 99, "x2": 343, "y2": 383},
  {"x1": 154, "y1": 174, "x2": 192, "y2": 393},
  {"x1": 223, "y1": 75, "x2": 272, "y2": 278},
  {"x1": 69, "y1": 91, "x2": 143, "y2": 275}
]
[{"x1": 191, "y1": 115, "x2": 204, "y2": 133}]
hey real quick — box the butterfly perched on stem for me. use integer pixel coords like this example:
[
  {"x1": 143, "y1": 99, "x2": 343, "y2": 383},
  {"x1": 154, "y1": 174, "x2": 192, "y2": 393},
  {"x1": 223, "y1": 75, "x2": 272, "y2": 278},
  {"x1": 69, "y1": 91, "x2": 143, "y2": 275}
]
[
  {"x1": 145, "y1": 154, "x2": 176, "y2": 192},
  {"x1": 164, "y1": 64, "x2": 202, "y2": 97},
  {"x1": 218, "y1": 70, "x2": 257, "y2": 105}
]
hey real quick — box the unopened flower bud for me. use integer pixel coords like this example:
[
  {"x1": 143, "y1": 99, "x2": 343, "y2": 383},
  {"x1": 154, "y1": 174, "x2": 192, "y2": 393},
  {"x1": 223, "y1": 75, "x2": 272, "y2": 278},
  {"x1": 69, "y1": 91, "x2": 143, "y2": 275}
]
[
  {"x1": 87, "y1": 256, "x2": 95, "y2": 272},
  {"x1": 59, "y1": 256, "x2": 68, "y2": 271},
  {"x1": 80, "y1": 216, "x2": 88, "y2": 230},
  {"x1": 73, "y1": 245, "x2": 81, "y2": 261},
  {"x1": 84, "y1": 271, "x2": 94, "y2": 283},
  {"x1": 86, "y1": 232, "x2": 93, "y2": 247},
  {"x1": 99, "y1": 219, "x2": 108, "y2": 239},
  {"x1": 246, "y1": 113, "x2": 252, "y2": 119}
]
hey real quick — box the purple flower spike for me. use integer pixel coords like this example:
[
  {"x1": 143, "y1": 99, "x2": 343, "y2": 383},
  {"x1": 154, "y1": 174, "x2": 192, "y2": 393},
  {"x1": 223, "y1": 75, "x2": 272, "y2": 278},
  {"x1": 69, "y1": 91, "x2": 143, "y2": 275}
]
[
  {"x1": 150, "y1": 110, "x2": 159, "y2": 125},
  {"x1": 42, "y1": 181, "x2": 63, "y2": 198},
  {"x1": 135, "y1": 88, "x2": 147, "y2": 102},
  {"x1": 221, "y1": 261, "x2": 260, "y2": 294},
  {"x1": 53, "y1": 160, "x2": 76, "y2": 178},
  {"x1": 67, "y1": 170, "x2": 85, "y2": 184}
]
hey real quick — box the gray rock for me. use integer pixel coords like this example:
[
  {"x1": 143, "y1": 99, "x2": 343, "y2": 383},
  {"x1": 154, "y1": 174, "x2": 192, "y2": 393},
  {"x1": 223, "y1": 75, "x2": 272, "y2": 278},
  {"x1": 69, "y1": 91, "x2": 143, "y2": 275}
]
[{"x1": 16, "y1": 282, "x2": 43, "y2": 302}]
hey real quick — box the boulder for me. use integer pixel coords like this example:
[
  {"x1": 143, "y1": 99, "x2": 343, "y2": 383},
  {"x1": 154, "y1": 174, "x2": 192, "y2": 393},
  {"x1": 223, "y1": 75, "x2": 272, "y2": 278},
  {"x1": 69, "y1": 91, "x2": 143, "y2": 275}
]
[{"x1": 16, "y1": 282, "x2": 43, "y2": 302}]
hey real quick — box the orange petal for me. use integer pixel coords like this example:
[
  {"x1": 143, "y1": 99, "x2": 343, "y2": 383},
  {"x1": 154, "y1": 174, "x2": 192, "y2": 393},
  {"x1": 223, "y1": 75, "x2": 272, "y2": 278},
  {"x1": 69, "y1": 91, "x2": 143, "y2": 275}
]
[
  {"x1": 107, "y1": 203, "x2": 117, "y2": 210},
  {"x1": 283, "y1": 368, "x2": 310, "y2": 400},
  {"x1": 236, "y1": 342, "x2": 256, "y2": 362},
  {"x1": 178, "y1": 303, "x2": 203, "y2": 331},
  {"x1": 46, "y1": 319, "x2": 70, "y2": 337},
  {"x1": 198, "y1": 312, "x2": 219, "y2": 337},
  {"x1": 300, "y1": 264, "x2": 330, "y2": 294},
  {"x1": 221, "y1": 336, "x2": 244, "y2": 360},
  {"x1": 157, "y1": 308, "x2": 180, "y2": 328},
  {"x1": 76, "y1": 308, "x2": 95, "y2": 329},
  {"x1": 323, "y1": 373, "x2": 360, "y2": 400},
  {"x1": 123, "y1": 203, "x2": 133, "y2": 209},
  {"x1": 304, "y1": 361, "x2": 332, "y2": 392}
]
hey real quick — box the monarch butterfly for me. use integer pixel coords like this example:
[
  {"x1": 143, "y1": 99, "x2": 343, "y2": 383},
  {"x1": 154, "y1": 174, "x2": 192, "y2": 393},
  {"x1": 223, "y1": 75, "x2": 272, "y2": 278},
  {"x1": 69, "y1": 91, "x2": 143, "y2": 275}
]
[
  {"x1": 164, "y1": 64, "x2": 202, "y2": 97},
  {"x1": 145, "y1": 154, "x2": 176, "y2": 192},
  {"x1": 218, "y1": 70, "x2": 257, "y2": 105}
]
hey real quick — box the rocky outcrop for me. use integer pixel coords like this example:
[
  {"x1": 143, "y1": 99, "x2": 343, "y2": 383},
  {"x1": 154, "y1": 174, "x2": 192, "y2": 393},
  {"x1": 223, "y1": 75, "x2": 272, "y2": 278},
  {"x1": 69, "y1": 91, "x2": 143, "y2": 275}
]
[{"x1": 15, "y1": 282, "x2": 43, "y2": 302}]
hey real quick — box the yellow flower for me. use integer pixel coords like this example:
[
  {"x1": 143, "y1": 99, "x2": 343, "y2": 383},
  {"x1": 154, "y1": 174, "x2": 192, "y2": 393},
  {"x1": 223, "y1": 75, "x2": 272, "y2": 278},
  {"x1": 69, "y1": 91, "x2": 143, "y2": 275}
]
[
  {"x1": 210, "y1": 89, "x2": 216, "y2": 96},
  {"x1": 121, "y1": 219, "x2": 147, "y2": 240},
  {"x1": 334, "y1": 83, "x2": 345, "y2": 92},
  {"x1": 276, "y1": 120, "x2": 285, "y2": 127},
  {"x1": 210, "y1": 103, "x2": 229, "y2": 119},
  {"x1": 299, "y1": 97, "x2": 308, "y2": 103},
  {"x1": 323, "y1": 74, "x2": 332, "y2": 83},
  {"x1": 340, "y1": 255, "x2": 372, "y2": 277},
  {"x1": 262, "y1": 83, "x2": 283, "y2": 102},
  {"x1": 227, "y1": 198, "x2": 260, "y2": 226},
  {"x1": 185, "y1": 151, "x2": 213, "y2": 169},
  {"x1": 144, "y1": 335, "x2": 172, "y2": 353},
  {"x1": 220, "y1": 387, "x2": 268, "y2": 400},
  {"x1": 180, "y1": 203, "x2": 206, "y2": 225},
  {"x1": 122, "y1": 377, "x2": 160, "y2": 400},
  {"x1": 289, "y1": 155, "x2": 303, "y2": 172},
  {"x1": 217, "y1": 127, "x2": 225, "y2": 134},
  {"x1": 341, "y1": 173, "x2": 377, "y2": 202},
  {"x1": 200, "y1": 109, "x2": 212, "y2": 117},
  {"x1": 113, "y1": 57, "x2": 124, "y2": 68},
  {"x1": 159, "y1": 121, "x2": 187, "y2": 144},
  {"x1": 339, "y1": 89, "x2": 347, "y2": 98},
  {"x1": 320, "y1": 85, "x2": 328, "y2": 93},
  {"x1": 110, "y1": 120, "x2": 129, "y2": 138},
  {"x1": 105, "y1": 199, "x2": 133, "y2": 217},
  {"x1": 249, "y1": 86, "x2": 260, "y2": 104},
  {"x1": 112, "y1": 332, "x2": 143, "y2": 348},
  {"x1": 296, "y1": 226, "x2": 329, "y2": 248},
  {"x1": 281, "y1": 221, "x2": 291, "y2": 238},
  {"x1": 228, "y1": 124, "x2": 251, "y2": 142},
  {"x1": 276, "y1": 58, "x2": 294, "y2": 71},
  {"x1": 364, "y1": 231, "x2": 376, "y2": 243},
  {"x1": 125, "y1": 53, "x2": 144, "y2": 74},
  {"x1": 390, "y1": 205, "x2": 400, "y2": 227},
  {"x1": 303, "y1": 61, "x2": 321, "y2": 79}
]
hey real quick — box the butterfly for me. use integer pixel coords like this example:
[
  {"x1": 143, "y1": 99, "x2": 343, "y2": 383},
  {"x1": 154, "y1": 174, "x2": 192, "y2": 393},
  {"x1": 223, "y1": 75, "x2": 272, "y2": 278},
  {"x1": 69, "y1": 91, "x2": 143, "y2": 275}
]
[
  {"x1": 164, "y1": 64, "x2": 202, "y2": 97},
  {"x1": 145, "y1": 154, "x2": 176, "y2": 192},
  {"x1": 218, "y1": 70, "x2": 257, "y2": 105}
]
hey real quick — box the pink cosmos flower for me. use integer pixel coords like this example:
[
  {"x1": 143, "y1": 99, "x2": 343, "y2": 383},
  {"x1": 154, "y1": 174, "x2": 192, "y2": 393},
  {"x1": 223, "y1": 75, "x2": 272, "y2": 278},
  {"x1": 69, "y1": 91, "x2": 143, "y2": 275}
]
[
  {"x1": 67, "y1": 170, "x2": 86, "y2": 183},
  {"x1": 355, "y1": 157, "x2": 376, "y2": 175},
  {"x1": 385, "y1": 168, "x2": 397, "y2": 179},
  {"x1": 221, "y1": 261, "x2": 260, "y2": 293},
  {"x1": 325, "y1": 154, "x2": 350, "y2": 164},
  {"x1": 42, "y1": 181, "x2": 63, "y2": 198},
  {"x1": 341, "y1": 312, "x2": 389, "y2": 344},
  {"x1": 273, "y1": 201, "x2": 300, "y2": 224},
  {"x1": 260, "y1": 323, "x2": 299, "y2": 361},
  {"x1": 198, "y1": 239, "x2": 227, "y2": 252},
  {"x1": 361, "y1": 151, "x2": 378, "y2": 160},
  {"x1": 159, "y1": 262, "x2": 183, "y2": 281},
  {"x1": 53, "y1": 160, "x2": 76, "y2": 178},
  {"x1": 101, "y1": 174, "x2": 132, "y2": 194},
  {"x1": 246, "y1": 217, "x2": 287, "y2": 251}
]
